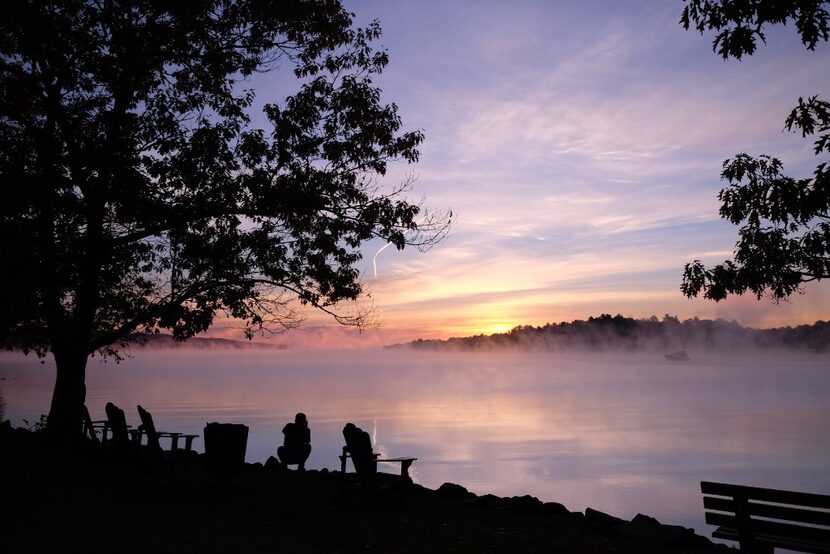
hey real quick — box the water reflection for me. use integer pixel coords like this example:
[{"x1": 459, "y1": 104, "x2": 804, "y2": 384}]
[{"x1": 1, "y1": 348, "x2": 829, "y2": 535}]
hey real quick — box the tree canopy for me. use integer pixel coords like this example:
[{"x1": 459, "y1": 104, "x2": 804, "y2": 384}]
[
  {"x1": 679, "y1": 0, "x2": 830, "y2": 301},
  {"x1": 680, "y1": 0, "x2": 829, "y2": 60},
  {"x1": 0, "y1": 0, "x2": 449, "y2": 439}
]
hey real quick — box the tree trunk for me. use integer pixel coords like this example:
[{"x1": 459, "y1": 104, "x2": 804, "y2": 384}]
[{"x1": 46, "y1": 346, "x2": 88, "y2": 450}]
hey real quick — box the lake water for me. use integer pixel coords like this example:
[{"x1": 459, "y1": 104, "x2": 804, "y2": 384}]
[{"x1": 2, "y1": 347, "x2": 829, "y2": 537}]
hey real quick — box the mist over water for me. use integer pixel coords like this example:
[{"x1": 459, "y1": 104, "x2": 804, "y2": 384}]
[
  {"x1": 1, "y1": 347, "x2": 828, "y2": 536},
  {"x1": 400, "y1": 316, "x2": 830, "y2": 353}
]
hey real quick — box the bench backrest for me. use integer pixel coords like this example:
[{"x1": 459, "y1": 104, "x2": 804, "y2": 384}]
[{"x1": 701, "y1": 481, "x2": 830, "y2": 551}]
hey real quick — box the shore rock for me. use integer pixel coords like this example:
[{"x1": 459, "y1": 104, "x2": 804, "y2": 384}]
[
  {"x1": 585, "y1": 507, "x2": 627, "y2": 527},
  {"x1": 543, "y1": 501, "x2": 571, "y2": 517},
  {"x1": 436, "y1": 482, "x2": 476, "y2": 500},
  {"x1": 622, "y1": 513, "x2": 716, "y2": 549}
]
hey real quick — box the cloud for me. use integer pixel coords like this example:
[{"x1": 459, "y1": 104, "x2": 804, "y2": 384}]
[{"x1": 246, "y1": 1, "x2": 830, "y2": 343}]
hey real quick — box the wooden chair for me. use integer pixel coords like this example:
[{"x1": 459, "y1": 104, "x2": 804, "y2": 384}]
[
  {"x1": 135, "y1": 405, "x2": 198, "y2": 455},
  {"x1": 86, "y1": 402, "x2": 139, "y2": 461},
  {"x1": 81, "y1": 404, "x2": 106, "y2": 444},
  {"x1": 339, "y1": 422, "x2": 417, "y2": 482},
  {"x1": 103, "y1": 402, "x2": 134, "y2": 447}
]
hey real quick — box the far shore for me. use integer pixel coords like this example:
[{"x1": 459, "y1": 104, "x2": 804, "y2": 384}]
[{"x1": 1, "y1": 425, "x2": 729, "y2": 553}]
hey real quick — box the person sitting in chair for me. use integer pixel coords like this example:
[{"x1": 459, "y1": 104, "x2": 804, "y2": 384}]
[
  {"x1": 277, "y1": 412, "x2": 311, "y2": 470},
  {"x1": 342, "y1": 422, "x2": 377, "y2": 476}
]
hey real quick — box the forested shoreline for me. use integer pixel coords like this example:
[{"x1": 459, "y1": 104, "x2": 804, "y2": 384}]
[{"x1": 392, "y1": 315, "x2": 830, "y2": 352}]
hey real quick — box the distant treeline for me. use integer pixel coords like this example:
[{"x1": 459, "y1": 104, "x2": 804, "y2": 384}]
[
  {"x1": 128, "y1": 334, "x2": 286, "y2": 350},
  {"x1": 392, "y1": 315, "x2": 830, "y2": 353}
]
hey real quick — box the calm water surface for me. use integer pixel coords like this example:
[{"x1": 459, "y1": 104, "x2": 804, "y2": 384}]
[{"x1": 2, "y1": 347, "x2": 829, "y2": 536}]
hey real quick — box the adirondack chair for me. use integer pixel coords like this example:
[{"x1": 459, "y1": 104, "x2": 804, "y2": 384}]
[
  {"x1": 341, "y1": 422, "x2": 378, "y2": 477},
  {"x1": 81, "y1": 404, "x2": 105, "y2": 444},
  {"x1": 136, "y1": 405, "x2": 198, "y2": 455},
  {"x1": 103, "y1": 402, "x2": 135, "y2": 448},
  {"x1": 89, "y1": 401, "x2": 139, "y2": 460},
  {"x1": 340, "y1": 422, "x2": 417, "y2": 482}
]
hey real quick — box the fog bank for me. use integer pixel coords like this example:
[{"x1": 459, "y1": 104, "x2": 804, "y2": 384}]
[{"x1": 393, "y1": 315, "x2": 830, "y2": 353}]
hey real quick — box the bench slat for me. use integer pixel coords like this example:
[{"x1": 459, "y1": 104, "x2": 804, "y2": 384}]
[
  {"x1": 743, "y1": 519, "x2": 830, "y2": 545},
  {"x1": 705, "y1": 511, "x2": 737, "y2": 528},
  {"x1": 702, "y1": 481, "x2": 830, "y2": 509},
  {"x1": 713, "y1": 527, "x2": 830, "y2": 554},
  {"x1": 711, "y1": 526, "x2": 738, "y2": 541},
  {"x1": 705, "y1": 511, "x2": 830, "y2": 544},
  {"x1": 704, "y1": 496, "x2": 830, "y2": 526}
]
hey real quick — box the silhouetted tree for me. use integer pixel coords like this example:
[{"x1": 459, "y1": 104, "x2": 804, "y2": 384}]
[
  {"x1": 0, "y1": 1, "x2": 449, "y2": 443},
  {"x1": 679, "y1": 0, "x2": 830, "y2": 300}
]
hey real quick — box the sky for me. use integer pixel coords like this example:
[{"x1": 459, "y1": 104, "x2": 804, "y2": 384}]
[{"x1": 225, "y1": 1, "x2": 830, "y2": 347}]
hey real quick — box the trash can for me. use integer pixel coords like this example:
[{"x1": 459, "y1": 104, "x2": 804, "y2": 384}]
[{"x1": 204, "y1": 422, "x2": 248, "y2": 479}]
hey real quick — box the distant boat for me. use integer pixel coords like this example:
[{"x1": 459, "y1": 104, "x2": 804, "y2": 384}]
[{"x1": 665, "y1": 351, "x2": 690, "y2": 361}]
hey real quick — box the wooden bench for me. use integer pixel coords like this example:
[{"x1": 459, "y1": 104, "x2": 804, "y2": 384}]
[
  {"x1": 701, "y1": 481, "x2": 830, "y2": 553},
  {"x1": 339, "y1": 453, "x2": 417, "y2": 479}
]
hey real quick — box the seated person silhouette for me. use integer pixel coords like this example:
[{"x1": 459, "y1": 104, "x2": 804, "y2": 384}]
[
  {"x1": 342, "y1": 422, "x2": 377, "y2": 476},
  {"x1": 277, "y1": 412, "x2": 311, "y2": 470}
]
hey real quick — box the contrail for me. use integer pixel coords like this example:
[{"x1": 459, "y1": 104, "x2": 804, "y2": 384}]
[
  {"x1": 372, "y1": 209, "x2": 436, "y2": 279},
  {"x1": 372, "y1": 242, "x2": 393, "y2": 279}
]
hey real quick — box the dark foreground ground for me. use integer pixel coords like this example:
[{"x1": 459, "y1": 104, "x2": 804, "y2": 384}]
[{"x1": 1, "y1": 428, "x2": 730, "y2": 553}]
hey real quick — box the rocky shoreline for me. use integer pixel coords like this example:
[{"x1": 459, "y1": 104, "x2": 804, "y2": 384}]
[{"x1": 1, "y1": 425, "x2": 729, "y2": 553}]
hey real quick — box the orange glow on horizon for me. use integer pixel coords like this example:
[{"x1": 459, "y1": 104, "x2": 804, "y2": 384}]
[
  {"x1": 465, "y1": 322, "x2": 520, "y2": 336},
  {"x1": 200, "y1": 277, "x2": 830, "y2": 349}
]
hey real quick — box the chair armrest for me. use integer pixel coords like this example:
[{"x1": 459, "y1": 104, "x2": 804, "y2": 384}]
[
  {"x1": 156, "y1": 432, "x2": 199, "y2": 452},
  {"x1": 340, "y1": 451, "x2": 380, "y2": 459}
]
